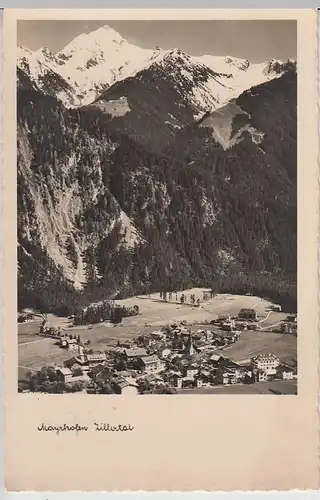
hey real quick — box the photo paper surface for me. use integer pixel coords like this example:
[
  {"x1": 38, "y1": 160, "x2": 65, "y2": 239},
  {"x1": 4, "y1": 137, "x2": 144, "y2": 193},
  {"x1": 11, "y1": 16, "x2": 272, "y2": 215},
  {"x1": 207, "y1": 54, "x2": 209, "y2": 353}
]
[{"x1": 2, "y1": 8, "x2": 319, "y2": 492}]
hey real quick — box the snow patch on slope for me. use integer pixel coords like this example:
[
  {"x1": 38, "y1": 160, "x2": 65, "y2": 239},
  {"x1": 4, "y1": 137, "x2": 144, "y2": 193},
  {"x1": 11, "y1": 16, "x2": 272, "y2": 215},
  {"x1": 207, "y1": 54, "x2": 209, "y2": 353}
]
[{"x1": 198, "y1": 101, "x2": 265, "y2": 150}]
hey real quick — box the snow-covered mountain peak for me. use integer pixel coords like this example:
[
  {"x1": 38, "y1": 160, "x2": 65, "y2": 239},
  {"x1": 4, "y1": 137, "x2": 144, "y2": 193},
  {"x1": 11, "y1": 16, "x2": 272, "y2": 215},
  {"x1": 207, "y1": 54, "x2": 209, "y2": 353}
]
[
  {"x1": 17, "y1": 45, "x2": 47, "y2": 77},
  {"x1": 264, "y1": 58, "x2": 285, "y2": 75},
  {"x1": 50, "y1": 29, "x2": 156, "y2": 105},
  {"x1": 35, "y1": 46, "x2": 53, "y2": 57},
  {"x1": 225, "y1": 55, "x2": 250, "y2": 71},
  {"x1": 34, "y1": 46, "x2": 63, "y2": 67},
  {"x1": 166, "y1": 47, "x2": 187, "y2": 57},
  {"x1": 17, "y1": 45, "x2": 33, "y2": 61},
  {"x1": 269, "y1": 58, "x2": 283, "y2": 64},
  {"x1": 58, "y1": 25, "x2": 126, "y2": 60},
  {"x1": 91, "y1": 24, "x2": 125, "y2": 43},
  {"x1": 17, "y1": 25, "x2": 296, "y2": 111},
  {"x1": 157, "y1": 47, "x2": 193, "y2": 65}
]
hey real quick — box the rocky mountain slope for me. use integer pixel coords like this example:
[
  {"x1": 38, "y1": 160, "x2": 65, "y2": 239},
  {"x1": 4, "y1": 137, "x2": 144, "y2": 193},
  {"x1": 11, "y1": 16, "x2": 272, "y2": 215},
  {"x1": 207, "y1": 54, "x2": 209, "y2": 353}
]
[
  {"x1": 88, "y1": 53, "x2": 295, "y2": 151},
  {"x1": 17, "y1": 60, "x2": 297, "y2": 314}
]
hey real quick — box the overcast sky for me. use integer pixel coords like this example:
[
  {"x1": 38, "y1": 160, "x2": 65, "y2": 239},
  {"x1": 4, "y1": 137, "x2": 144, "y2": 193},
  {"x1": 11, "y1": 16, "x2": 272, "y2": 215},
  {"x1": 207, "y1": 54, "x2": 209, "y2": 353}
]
[{"x1": 17, "y1": 20, "x2": 297, "y2": 63}]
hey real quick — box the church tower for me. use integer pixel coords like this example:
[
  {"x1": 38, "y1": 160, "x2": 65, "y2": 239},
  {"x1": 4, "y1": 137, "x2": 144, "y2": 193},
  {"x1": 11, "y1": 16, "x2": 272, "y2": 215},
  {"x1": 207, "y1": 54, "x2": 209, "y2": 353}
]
[
  {"x1": 78, "y1": 344, "x2": 86, "y2": 364},
  {"x1": 186, "y1": 331, "x2": 195, "y2": 356}
]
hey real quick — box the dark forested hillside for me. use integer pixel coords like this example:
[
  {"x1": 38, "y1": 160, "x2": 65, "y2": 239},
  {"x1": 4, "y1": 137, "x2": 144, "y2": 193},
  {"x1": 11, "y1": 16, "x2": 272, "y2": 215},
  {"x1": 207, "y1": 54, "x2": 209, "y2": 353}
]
[
  {"x1": 17, "y1": 68, "x2": 297, "y2": 314},
  {"x1": 88, "y1": 50, "x2": 232, "y2": 152},
  {"x1": 236, "y1": 70, "x2": 297, "y2": 182}
]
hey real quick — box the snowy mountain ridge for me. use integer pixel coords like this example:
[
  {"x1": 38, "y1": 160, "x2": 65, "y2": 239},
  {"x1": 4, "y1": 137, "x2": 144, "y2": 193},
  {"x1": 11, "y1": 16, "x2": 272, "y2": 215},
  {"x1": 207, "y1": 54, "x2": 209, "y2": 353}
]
[{"x1": 17, "y1": 24, "x2": 296, "y2": 110}]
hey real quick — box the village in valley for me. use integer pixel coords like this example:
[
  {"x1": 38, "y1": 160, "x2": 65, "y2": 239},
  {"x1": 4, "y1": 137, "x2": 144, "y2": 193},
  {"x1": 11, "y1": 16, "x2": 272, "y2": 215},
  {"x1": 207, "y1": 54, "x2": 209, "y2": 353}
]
[{"x1": 18, "y1": 289, "x2": 297, "y2": 395}]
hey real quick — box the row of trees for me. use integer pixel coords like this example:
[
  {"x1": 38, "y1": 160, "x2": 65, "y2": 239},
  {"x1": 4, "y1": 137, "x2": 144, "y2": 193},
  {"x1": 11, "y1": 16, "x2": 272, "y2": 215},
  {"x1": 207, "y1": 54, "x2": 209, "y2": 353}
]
[
  {"x1": 211, "y1": 272, "x2": 297, "y2": 313},
  {"x1": 73, "y1": 300, "x2": 139, "y2": 326},
  {"x1": 25, "y1": 366, "x2": 84, "y2": 393},
  {"x1": 159, "y1": 290, "x2": 214, "y2": 304}
]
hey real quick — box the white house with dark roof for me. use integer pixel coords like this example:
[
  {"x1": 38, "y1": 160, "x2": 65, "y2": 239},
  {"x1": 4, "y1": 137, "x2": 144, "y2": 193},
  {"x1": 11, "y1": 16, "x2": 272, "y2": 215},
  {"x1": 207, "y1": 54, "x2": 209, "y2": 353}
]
[
  {"x1": 253, "y1": 369, "x2": 268, "y2": 382},
  {"x1": 251, "y1": 353, "x2": 280, "y2": 375},
  {"x1": 184, "y1": 365, "x2": 199, "y2": 380},
  {"x1": 140, "y1": 355, "x2": 162, "y2": 374},
  {"x1": 60, "y1": 337, "x2": 79, "y2": 349},
  {"x1": 142, "y1": 373, "x2": 164, "y2": 387},
  {"x1": 112, "y1": 376, "x2": 138, "y2": 395},
  {"x1": 64, "y1": 356, "x2": 84, "y2": 369},
  {"x1": 194, "y1": 371, "x2": 211, "y2": 388},
  {"x1": 86, "y1": 353, "x2": 107, "y2": 366},
  {"x1": 276, "y1": 366, "x2": 295, "y2": 380},
  {"x1": 64, "y1": 345, "x2": 106, "y2": 371},
  {"x1": 123, "y1": 347, "x2": 148, "y2": 359},
  {"x1": 166, "y1": 373, "x2": 182, "y2": 389},
  {"x1": 56, "y1": 367, "x2": 73, "y2": 382},
  {"x1": 210, "y1": 354, "x2": 223, "y2": 363}
]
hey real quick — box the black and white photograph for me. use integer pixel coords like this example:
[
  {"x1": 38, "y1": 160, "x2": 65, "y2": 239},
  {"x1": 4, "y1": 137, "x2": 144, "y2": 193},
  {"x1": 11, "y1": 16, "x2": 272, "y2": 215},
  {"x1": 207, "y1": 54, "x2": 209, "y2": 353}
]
[{"x1": 17, "y1": 19, "x2": 298, "y2": 396}]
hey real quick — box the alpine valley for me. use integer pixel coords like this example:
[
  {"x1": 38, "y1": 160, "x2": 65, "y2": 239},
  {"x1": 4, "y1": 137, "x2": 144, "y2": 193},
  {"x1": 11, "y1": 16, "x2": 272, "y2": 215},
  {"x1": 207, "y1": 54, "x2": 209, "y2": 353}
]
[{"x1": 17, "y1": 25, "x2": 297, "y2": 314}]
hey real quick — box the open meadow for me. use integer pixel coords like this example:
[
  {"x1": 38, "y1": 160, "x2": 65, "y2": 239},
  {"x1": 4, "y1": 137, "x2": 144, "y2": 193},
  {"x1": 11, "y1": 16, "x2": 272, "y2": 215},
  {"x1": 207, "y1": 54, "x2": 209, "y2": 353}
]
[{"x1": 215, "y1": 330, "x2": 297, "y2": 366}]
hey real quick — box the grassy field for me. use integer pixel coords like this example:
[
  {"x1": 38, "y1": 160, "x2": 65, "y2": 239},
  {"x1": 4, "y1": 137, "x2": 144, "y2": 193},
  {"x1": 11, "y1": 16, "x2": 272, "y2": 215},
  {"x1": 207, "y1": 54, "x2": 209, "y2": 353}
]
[
  {"x1": 18, "y1": 336, "x2": 72, "y2": 379},
  {"x1": 177, "y1": 379, "x2": 297, "y2": 395},
  {"x1": 215, "y1": 330, "x2": 297, "y2": 366},
  {"x1": 113, "y1": 290, "x2": 285, "y2": 328},
  {"x1": 18, "y1": 320, "x2": 148, "y2": 378},
  {"x1": 18, "y1": 290, "x2": 296, "y2": 381}
]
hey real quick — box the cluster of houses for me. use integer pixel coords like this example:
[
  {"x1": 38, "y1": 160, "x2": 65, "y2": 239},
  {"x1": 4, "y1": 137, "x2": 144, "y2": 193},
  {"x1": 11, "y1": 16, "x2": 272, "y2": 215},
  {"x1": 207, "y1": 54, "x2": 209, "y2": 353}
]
[
  {"x1": 280, "y1": 315, "x2": 298, "y2": 336},
  {"x1": 251, "y1": 353, "x2": 296, "y2": 382},
  {"x1": 45, "y1": 308, "x2": 297, "y2": 394},
  {"x1": 18, "y1": 311, "x2": 35, "y2": 323}
]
